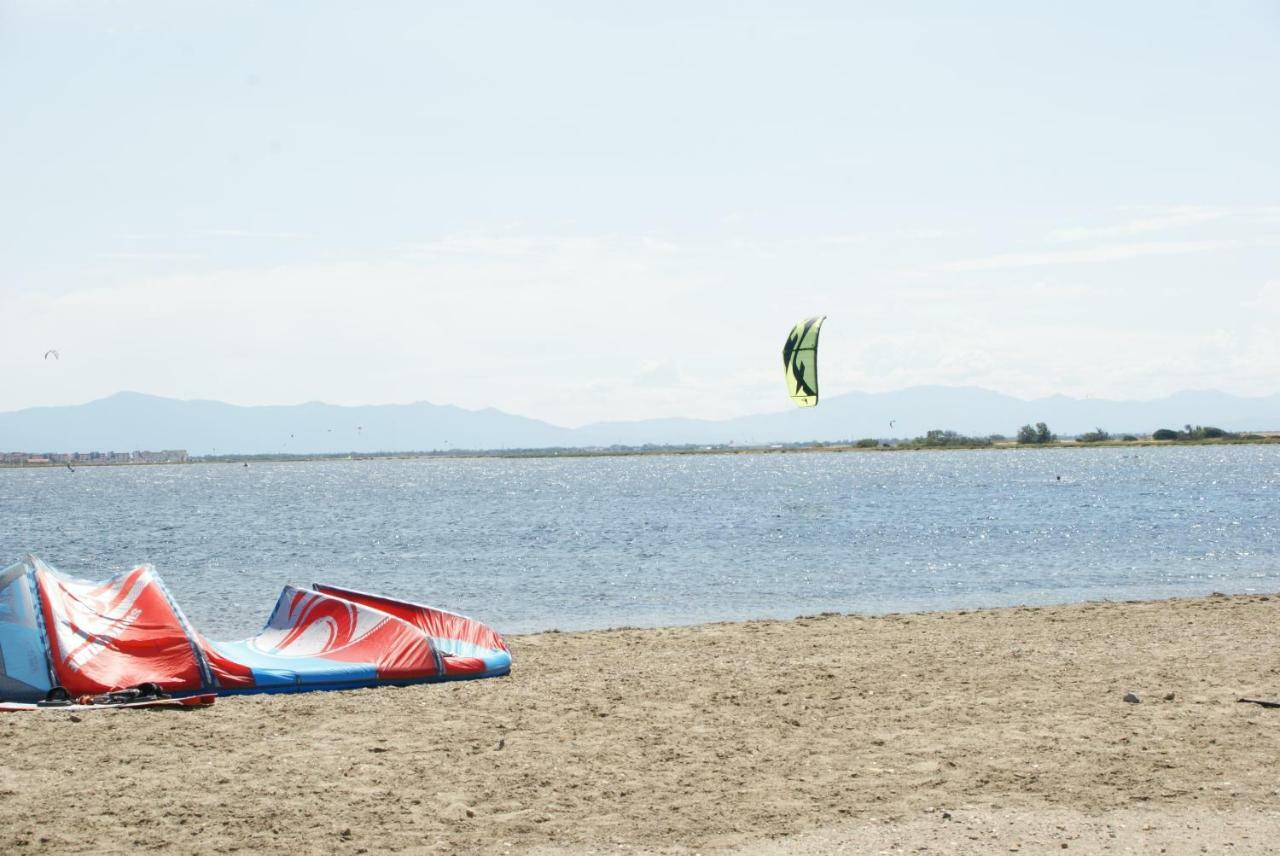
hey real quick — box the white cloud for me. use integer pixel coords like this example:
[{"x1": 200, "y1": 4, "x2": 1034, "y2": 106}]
[
  {"x1": 407, "y1": 234, "x2": 547, "y2": 260},
  {"x1": 93, "y1": 252, "x2": 208, "y2": 262},
  {"x1": 195, "y1": 229, "x2": 308, "y2": 240},
  {"x1": 0, "y1": 236, "x2": 738, "y2": 424},
  {"x1": 921, "y1": 240, "x2": 1241, "y2": 273},
  {"x1": 1048, "y1": 207, "x2": 1228, "y2": 242},
  {"x1": 4, "y1": 225, "x2": 1278, "y2": 423},
  {"x1": 631, "y1": 360, "x2": 685, "y2": 389},
  {"x1": 1248, "y1": 281, "x2": 1280, "y2": 313}
]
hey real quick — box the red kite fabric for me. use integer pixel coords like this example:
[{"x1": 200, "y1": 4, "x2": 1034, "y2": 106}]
[{"x1": 0, "y1": 556, "x2": 510, "y2": 702}]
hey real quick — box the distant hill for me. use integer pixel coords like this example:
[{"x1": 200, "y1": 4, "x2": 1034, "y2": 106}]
[
  {"x1": 573, "y1": 387, "x2": 1280, "y2": 447},
  {"x1": 0, "y1": 392, "x2": 575, "y2": 456},
  {"x1": 1, "y1": 387, "x2": 1278, "y2": 456}
]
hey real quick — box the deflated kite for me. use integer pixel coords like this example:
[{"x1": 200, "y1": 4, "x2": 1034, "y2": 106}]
[{"x1": 0, "y1": 556, "x2": 510, "y2": 705}]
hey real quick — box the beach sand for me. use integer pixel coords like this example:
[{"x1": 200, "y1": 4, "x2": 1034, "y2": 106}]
[{"x1": 4, "y1": 593, "x2": 1280, "y2": 854}]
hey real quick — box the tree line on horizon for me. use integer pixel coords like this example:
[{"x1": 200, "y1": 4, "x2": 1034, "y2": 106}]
[
  {"x1": 1019, "y1": 422, "x2": 1255, "y2": 443},
  {"x1": 867, "y1": 422, "x2": 1267, "y2": 449}
]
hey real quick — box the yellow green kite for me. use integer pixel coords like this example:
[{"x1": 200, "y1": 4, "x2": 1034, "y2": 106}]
[{"x1": 782, "y1": 316, "x2": 825, "y2": 407}]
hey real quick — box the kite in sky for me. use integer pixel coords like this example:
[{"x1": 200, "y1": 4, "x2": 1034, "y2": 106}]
[{"x1": 782, "y1": 316, "x2": 825, "y2": 407}]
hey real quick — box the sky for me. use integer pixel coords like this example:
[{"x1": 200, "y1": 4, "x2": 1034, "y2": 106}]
[{"x1": 2, "y1": 1, "x2": 1277, "y2": 427}]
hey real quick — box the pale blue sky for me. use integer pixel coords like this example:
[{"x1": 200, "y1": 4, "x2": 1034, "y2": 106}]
[{"x1": 2, "y1": 2, "x2": 1277, "y2": 425}]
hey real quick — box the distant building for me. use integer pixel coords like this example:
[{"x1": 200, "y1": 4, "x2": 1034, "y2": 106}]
[
  {"x1": 132, "y1": 449, "x2": 189, "y2": 463},
  {"x1": 0, "y1": 449, "x2": 188, "y2": 465}
]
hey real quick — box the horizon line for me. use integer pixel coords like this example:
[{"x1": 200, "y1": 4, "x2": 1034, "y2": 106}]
[{"x1": 1, "y1": 384, "x2": 1277, "y2": 427}]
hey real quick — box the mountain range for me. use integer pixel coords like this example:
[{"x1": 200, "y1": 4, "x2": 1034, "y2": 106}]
[{"x1": 1, "y1": 388, "x2": 1278, "y2": 456}]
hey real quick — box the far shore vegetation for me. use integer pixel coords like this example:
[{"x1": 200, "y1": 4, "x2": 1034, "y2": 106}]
[{"x1": 2, "y1": 423, "x2": 1278, "y2": 468}]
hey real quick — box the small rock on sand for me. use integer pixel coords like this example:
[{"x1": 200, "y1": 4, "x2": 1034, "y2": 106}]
[{"x1": 1123, "y1": 692, "x2": 1141, "y2": 704}]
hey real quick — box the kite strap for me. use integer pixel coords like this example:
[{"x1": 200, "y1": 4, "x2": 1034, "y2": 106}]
[
  {"x1": 39, "y1": 683, "x2": 172, "y2": 707},
  {"x1": 90, "y1": 683, "x2": 171, "y2": 705},
  {"x1": 35, "y1": 686, "x2": 72, "y2": 707}
]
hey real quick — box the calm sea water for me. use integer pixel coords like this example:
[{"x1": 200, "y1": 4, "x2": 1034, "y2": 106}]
[{"x1": 2, "y1": 446, "x2": 1277, "y2": 638}]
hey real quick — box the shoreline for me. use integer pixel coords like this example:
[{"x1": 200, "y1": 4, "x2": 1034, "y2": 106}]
[
  {"x1": 2, "y1": 433, "x2": 1278, "y2": 469},
  {"x1": 6, "y1": 591, "x2": 1280, "y2": 853}
]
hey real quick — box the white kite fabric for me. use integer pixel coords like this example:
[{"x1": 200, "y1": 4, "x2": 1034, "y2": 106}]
[{"x1": 0, "y1": 556, "x2": 510, "y2": 703}]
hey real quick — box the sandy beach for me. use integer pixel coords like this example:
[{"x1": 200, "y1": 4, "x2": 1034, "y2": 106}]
[{"x1": 4, "y1": 593, "x2": 1280, "y2": 854}]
